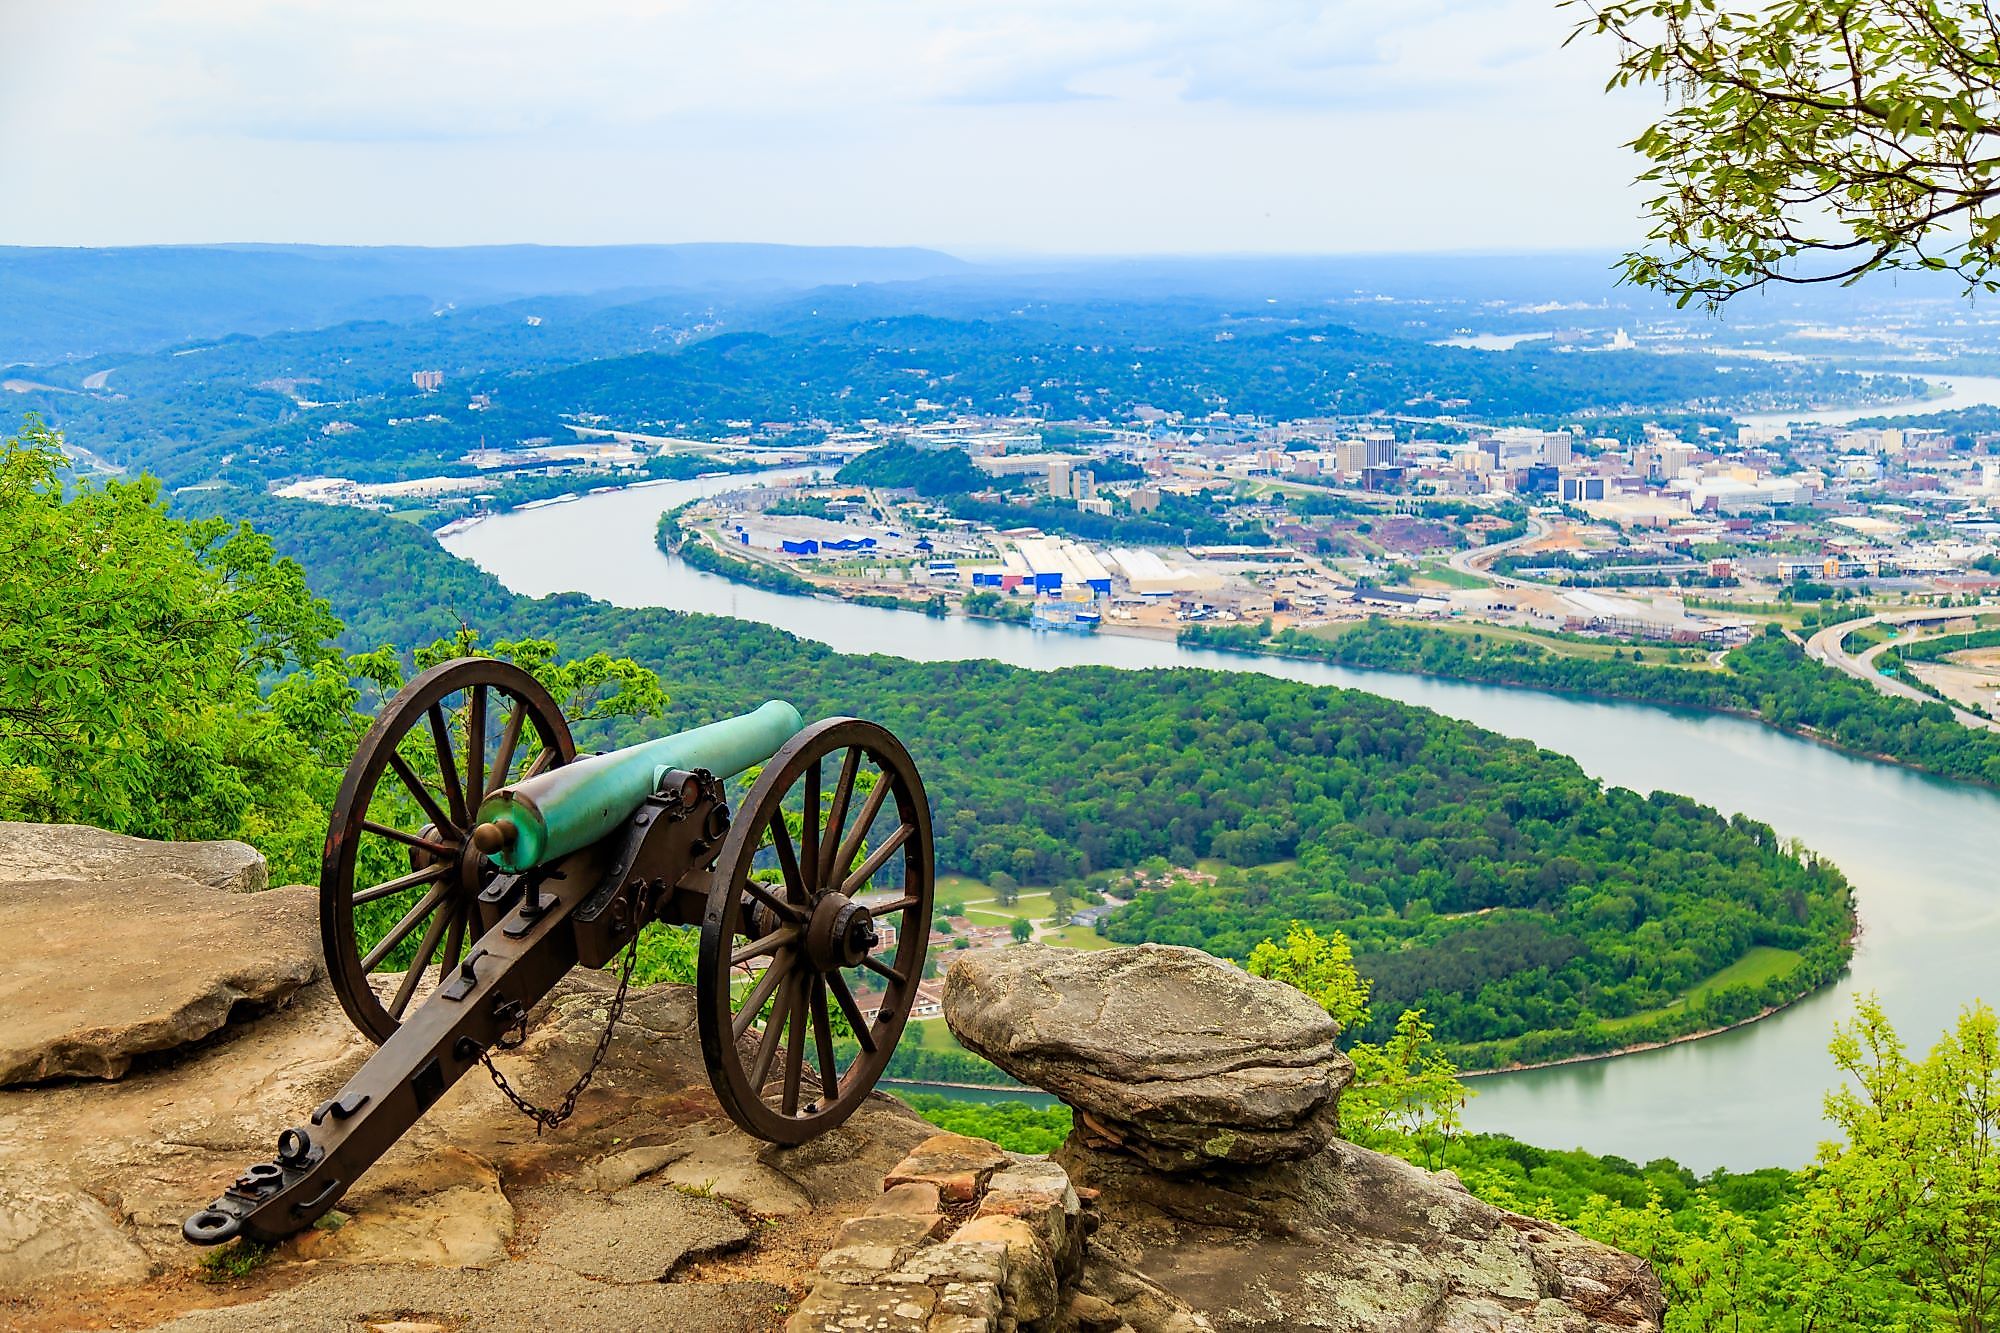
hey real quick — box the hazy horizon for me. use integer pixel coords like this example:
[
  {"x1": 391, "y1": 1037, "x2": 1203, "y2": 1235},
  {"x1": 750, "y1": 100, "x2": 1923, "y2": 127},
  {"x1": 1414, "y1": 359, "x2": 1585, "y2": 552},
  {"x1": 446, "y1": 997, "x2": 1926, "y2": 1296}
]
[{"x1": 2, "y1": 1, "x2": 1653, "y2": 255}]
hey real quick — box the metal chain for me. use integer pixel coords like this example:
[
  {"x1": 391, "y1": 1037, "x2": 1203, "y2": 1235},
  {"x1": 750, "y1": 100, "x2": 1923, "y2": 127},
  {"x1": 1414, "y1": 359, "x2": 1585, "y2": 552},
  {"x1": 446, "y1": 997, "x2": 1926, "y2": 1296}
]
[{"x1": 479, "y1": 937, "x2": 639, "y2": 1136}]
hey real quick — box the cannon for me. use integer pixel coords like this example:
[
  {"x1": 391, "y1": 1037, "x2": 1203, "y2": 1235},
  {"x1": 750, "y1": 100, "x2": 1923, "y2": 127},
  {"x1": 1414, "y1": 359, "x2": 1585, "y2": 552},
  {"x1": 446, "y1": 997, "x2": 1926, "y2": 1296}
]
[{"x1": 183, "y1": 656, "x2": 934, "y2": 1246}]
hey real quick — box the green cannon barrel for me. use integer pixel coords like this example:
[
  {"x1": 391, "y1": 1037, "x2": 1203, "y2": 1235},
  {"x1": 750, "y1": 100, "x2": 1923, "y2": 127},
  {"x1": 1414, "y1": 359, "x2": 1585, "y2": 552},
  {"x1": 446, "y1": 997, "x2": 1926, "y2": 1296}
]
[{"x1": 471, "y1": 699, "x2": 804, "y2": 873}]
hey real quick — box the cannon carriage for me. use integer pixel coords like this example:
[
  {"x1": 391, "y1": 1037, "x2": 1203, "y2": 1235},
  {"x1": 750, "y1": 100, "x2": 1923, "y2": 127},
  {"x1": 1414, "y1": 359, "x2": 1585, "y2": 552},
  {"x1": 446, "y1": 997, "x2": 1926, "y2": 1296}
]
[{"x1": 184, "y1": 656, "x2": 934, "y2": 1246}]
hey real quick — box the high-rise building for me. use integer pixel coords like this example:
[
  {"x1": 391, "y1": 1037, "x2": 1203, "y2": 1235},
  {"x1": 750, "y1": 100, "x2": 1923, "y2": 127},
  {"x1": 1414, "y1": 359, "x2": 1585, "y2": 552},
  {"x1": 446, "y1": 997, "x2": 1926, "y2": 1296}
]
[
  {"x1": 1047, "y1": 458, "x2": 1074, "y2": 499},
  {"x1": 412, "y1": 369, "x2": 444, "y2": 392}
]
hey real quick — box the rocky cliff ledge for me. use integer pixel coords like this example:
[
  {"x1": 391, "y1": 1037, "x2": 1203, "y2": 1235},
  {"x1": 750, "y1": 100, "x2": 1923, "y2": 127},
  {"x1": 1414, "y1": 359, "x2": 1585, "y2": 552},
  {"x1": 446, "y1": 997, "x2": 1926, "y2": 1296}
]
[
  {"x1": 0, "y1": 828, "x2": 1662, "y2": 1332},
  {"x1": 940, "y1": 945, "x2": 1666, "y2": 1333}
]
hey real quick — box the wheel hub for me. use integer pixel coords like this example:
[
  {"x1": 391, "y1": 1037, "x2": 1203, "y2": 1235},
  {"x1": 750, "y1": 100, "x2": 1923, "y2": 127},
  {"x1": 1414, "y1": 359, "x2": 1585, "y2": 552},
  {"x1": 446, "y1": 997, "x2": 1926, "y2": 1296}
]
[{"x1": 805, "y1": 893, "x2": 878, "y2": 972}]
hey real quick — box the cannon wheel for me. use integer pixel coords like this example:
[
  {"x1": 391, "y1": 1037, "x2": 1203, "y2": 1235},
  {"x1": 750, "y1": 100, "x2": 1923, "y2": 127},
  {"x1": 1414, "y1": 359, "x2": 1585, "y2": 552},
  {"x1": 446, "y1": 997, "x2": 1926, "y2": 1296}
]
[
  {"x1": 698, "y1": 718, "x2": 934, "y2": 1144},
  {"x1": 322, "y1": 657, "x2": 576, "y2": 1044}
]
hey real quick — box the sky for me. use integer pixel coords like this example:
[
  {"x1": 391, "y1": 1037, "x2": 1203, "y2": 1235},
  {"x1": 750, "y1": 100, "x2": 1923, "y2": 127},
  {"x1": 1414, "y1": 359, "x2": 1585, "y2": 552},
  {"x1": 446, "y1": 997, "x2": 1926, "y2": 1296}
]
[{"x1": 0, "y1": 0, "x2": 1657, "y2": 255}]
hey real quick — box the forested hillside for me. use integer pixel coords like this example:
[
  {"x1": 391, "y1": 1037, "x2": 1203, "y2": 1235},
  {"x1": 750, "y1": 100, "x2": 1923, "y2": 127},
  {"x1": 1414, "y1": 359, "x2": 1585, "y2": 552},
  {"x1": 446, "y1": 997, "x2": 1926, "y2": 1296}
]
[{"x1": 176, "y1": 487, "x2": 1856, "y2": 1068}]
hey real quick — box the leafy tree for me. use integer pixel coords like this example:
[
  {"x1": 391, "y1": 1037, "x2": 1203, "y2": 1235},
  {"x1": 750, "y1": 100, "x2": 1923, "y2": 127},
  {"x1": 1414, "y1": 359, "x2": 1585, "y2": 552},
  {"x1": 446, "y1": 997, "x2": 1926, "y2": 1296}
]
[
  {"x1": 1343, "y1": 1008, "x2": 1470, "y2": 1170},
  {"x1": 1783, "y1": 996, "x2": 2000, "y2": 1330},
  {"x1": 1248, "y1": 922, "x2": 1470, "y2": 1169},
  {"x1": 990, "y1": 871, "x2": 1020, "y2": 907},
  {"x1": 1574, "y1": 0, "x2": 2000, "y2": 304},
  {"x1": 1049, "y1": 882, "x2": 1074, "y2": 927},
  {"x1": 0, "y1": 418, "x2": 339, "y2": 845},
  {"x1": 1246, "y1": 921, "x2": 1372, "y2": 1037},
  {"x1": 1010, "y1": 917, "x2": 1033, "y2": 944}
]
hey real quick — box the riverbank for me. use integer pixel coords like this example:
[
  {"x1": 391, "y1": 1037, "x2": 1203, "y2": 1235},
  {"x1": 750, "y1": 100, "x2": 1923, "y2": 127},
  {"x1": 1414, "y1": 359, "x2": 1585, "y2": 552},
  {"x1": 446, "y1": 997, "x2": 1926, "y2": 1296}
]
[
  {"x1": 1461, "y1": 978, "x2": 1829, "y2": 1080},
  {"x1": 659, "y1": 502, "x2": 1205, "y2": 643},
  {"x1": 1181, "y1": 618, "x2": 2000, "y2": 794}
]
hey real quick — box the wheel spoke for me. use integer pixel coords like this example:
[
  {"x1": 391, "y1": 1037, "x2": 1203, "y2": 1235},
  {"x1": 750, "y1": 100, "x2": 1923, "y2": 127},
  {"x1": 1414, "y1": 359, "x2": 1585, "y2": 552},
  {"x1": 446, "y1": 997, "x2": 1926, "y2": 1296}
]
[
  {"x1": 862, "y1": 954, "x2": 907, "y2": 987},
  {"x1": 744, "y1": 877, "x2": 807, "y2": 924},
  {"x1": 768, "y1": 815, "x2": 808, "y2": 904},
  {"x1": 439, "y1": 902, "x2": 468, "y2": 979},
  {"x1": 523, "y1": 746, "x2": 557, "y2": 780},
  {"x1": 387, "y1": 751, "x2": 456, "y2": 836},
  {"x1": 360, "y1": 880, "x2": 453, "y2": 971},
  {"x1": 842, "y1": 824, "x2": 914, "y2": 895},
  {"x1": 488, "y1": 703, "x2": 527, "y2": 789},
  {"x1": 465, "y1": 684, "x2": 487, "y2": 808},
  {"x1": 857, "y1": 893, "x2": 919, "y2": 916},
  {"x1": 388, "y1": 897, "x2": 455, "y2": 1018},
  {"x1": 361, "y1": 821, "x2": 457, "y2": 859},
  {"x1": 829, "y1": 769, "x2": 895, "y2": 890},
  {"x1": 827, "y1": 972, "x2": 877, "y2": 1054},
  {"x1": 427, "y1": 702, "x2": 469, "y2": 828},
  {"x1": 353, "y1": 862, "x2": 446, "y2": 906},
  {"x1": 800, "y1": 759, "x2": 821, "y2": 896},
  {"x1": 781, "y1": 975, "x2": 809, "y2": 1115},
  {"x1": 734, "y1": 954, "x2": 794, "y2": 1039},
  {"x1": 732, "y1": 925, "x2": 798, "y2": 967},
  {"x1": 818, "y1": 747, "x2": 860, "y2": 889},
  {"x1": 811, "y1": 977, "x2": 840, "y2": 1102},
  {"x1": 749, "y1": 973, "x2": 796, "y2": 1088}
]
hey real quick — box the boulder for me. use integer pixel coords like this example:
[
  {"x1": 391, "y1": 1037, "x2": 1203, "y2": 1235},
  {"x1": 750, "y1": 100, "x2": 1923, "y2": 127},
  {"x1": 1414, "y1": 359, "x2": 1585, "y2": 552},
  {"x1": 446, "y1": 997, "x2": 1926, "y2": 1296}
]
[
  {"x1": 0, "y1": 877, "x2": 321, "y2": 1085},
  {"x1": 943, "y1": 943, "x2": 1352, "y2": 1171},
  {"x1": 943, "y1": 943, "x2": 1664, "y2": 1333},
  {"x1": 0, "y1": 822, "x2": 266, "y2": 893}
]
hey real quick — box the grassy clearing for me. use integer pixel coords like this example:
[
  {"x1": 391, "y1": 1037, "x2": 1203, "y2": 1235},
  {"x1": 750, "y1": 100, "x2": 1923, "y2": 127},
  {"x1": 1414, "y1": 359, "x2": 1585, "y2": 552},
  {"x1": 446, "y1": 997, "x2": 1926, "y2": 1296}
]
[
  {"x1": 1412, "y1": 559, "x2": 1491, "y2": 590},
  {"x1": 906, "y1": 1016, "x2": 971, "y2": 1053},
  {"x1": 1598, "y1": 947, "x2": 1803, "y2": 1035},
  {"x1": 1040, "y1": 923, "x2": 1116, "y2": 951},
  {"x1": 934, "y1": 872, "x2": 987, "y2": 906},
  {"x1": 1193, "y1": 857, "x2": 1300, "y2": 878},
  {"x1": 962, "y1": 892, "x2": 1054, "y2": 926}
]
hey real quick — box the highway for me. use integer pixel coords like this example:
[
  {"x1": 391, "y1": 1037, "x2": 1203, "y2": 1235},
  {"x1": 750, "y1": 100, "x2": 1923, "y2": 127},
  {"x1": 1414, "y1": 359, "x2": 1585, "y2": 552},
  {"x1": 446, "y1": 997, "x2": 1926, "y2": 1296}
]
[
  {"x1": 1804, "y1": 608, "x2": 2000, "y2": 731},
  {"x1": 1447, "y1": 514, "x2": 1552, "y2": 588}
]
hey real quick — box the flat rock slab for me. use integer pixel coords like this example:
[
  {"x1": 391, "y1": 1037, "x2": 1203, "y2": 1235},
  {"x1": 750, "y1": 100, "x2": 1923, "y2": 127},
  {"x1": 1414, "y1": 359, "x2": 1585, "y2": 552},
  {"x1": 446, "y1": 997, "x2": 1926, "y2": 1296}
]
[
  {"x1": 944, "y1": 943, "x2": 1351, "y2": 1171},
  {"x1": 0, "y1": 877, "x2": 319, "y2": 1085},
  {"x1": 141, "y1": 1263, "x2": 790, "y2": 1333},
  {"x1": 0, "y1": 822, "x2": 265, "y2": 893},
  {"x1": 522, "y1": 1180, "x2": 751, "y2": 1282}
]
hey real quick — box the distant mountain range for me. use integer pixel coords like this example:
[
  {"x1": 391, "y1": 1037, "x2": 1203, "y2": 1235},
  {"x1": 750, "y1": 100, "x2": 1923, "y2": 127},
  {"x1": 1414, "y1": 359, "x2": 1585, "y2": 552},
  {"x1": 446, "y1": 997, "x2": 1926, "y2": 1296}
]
[
  {"x1": 0, "y1": 242, "x2": 972, "y2": 365},
  {"x1": 5, "y1": 239, "x2": 1975, "y2": 370}
]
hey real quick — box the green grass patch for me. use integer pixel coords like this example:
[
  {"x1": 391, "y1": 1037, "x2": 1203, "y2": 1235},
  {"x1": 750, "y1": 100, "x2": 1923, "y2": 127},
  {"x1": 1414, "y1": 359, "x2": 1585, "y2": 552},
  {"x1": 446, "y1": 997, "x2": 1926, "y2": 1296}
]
[
  {"x1": 961, "y1": 891, "x2": 1053, "y2": 925},
  {"x1": 935, "y1": 872, "x2": 988, "y2": 906},
  {"x1": 1412, "y1": 559, "x2": 1491, "y2": 590},
  {"x1": 1193, "y1": 857, "x2": 1300, "y2": 878},
  {"x1": 1040, "y1": 923, "x2": 1116, "y2": 950},
  {"x1": 1598, "y1": 947, "x2": 1804, "y2": 1035},
  {"x1": 196, "y1": 1238, "x2": 273, "y2": 1283},
  {"x1": 906, "y1": 1015, "x2": 972, "y2": 1054}
]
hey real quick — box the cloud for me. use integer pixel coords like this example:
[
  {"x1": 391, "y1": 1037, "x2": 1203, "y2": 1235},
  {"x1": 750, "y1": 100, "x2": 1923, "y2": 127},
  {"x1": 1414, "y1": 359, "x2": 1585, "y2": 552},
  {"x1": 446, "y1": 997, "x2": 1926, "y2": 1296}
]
[{"x1": 0, "y1": 0, "x2": 1656, "y2": 252}]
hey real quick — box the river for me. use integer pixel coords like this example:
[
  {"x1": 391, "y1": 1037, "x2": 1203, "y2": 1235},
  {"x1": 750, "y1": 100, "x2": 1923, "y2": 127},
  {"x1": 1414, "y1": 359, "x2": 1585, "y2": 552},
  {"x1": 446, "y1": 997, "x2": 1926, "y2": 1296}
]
[
  {"x1": 1737, "y1": 372, "x2": 2000, "y2": 427},
  {"x1": 441, "y1": 470, "x2": 2000, "y2": 1173}
]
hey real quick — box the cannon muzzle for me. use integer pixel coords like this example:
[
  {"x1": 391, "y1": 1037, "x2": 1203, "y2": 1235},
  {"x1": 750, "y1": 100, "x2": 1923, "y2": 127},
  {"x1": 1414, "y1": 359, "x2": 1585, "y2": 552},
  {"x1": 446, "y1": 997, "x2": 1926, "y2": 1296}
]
[{"x1": 474, "y1": 699, "x2": 803, "y2": 872}]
